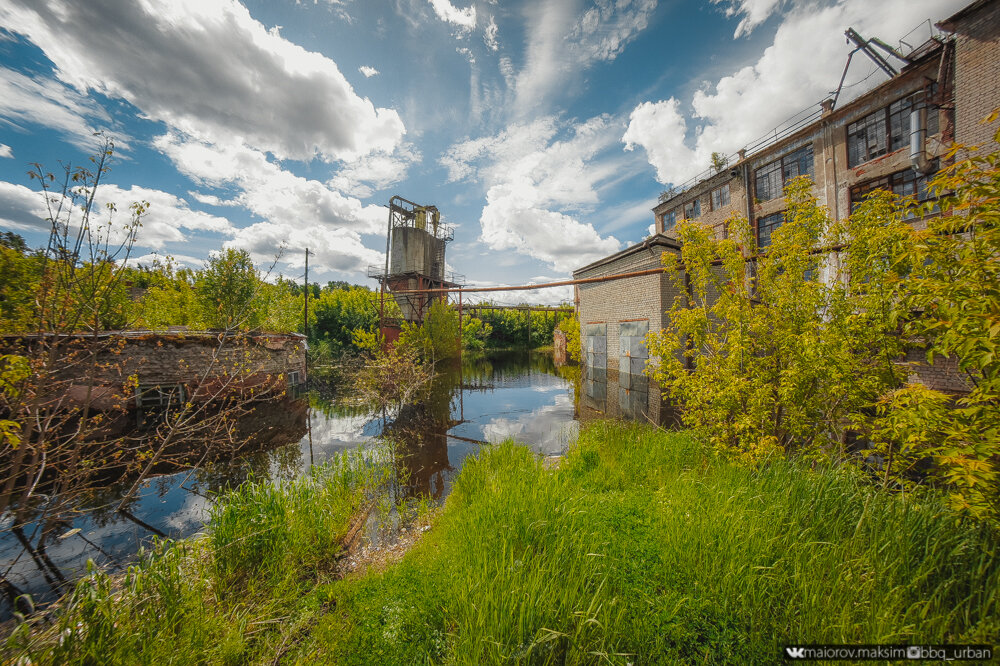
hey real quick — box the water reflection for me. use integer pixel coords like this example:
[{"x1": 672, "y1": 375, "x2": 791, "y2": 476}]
[{"x1": 1, "y1": 350, "x2": 670, "y2": 618}]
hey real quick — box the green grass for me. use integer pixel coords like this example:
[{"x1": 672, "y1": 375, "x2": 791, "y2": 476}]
[
  {"x1": 7, "y1": 422, "x2": 999, "y2": 664},
  {"x1": 5, "y1": 445, "x2": 395, "y2": 665},
  {"x1": 297, "y1": 422, "x2": 1000, "y2": 664}
]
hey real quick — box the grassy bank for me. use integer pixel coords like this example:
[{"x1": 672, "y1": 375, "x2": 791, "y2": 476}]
[
  {"x1": 5, "y1": 445, "x2": 397, "y2": 665},
  {"x1": 8, "y1": 423, "x2": 999, "y2": 664}
]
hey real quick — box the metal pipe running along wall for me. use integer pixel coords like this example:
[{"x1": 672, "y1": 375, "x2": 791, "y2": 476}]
[
  {"x1": 391, "y1": 267, "x2": 668, "y2": 295},
  {"x1": 390, "y1": 240, "x2": 853, "y2": 296}
]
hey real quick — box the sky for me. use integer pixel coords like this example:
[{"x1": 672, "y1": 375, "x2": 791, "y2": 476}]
[{"x1": 0, "y1": 0, "x2": 968, "y2": 305}]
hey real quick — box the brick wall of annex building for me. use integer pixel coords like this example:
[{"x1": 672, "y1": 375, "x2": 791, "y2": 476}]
[
  {"x1": 575, "y1": 244, "x2": 681, "y2": 363},
  {"x1": 949, "y1": 0, "x2": 1000, "y2": 154}
]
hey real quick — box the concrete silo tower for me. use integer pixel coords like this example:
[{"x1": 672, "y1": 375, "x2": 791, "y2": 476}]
[{"x1": 369, "y1": 196, "x2": 464, "y2": 344}]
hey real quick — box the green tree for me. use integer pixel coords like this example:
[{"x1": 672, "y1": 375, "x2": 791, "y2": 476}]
[
  {"x1": 869, "y1": 118, "x2": 1000, "y2": 519},
  {"x1": 196, "y1": 248, "x2": 261, "y2": 330},
  {"x1": 646, "y1": 177, "x2": 912, "y2": 462},
  {"x1": 557, "y1": 313, "x2": 581, "y2": 362}
]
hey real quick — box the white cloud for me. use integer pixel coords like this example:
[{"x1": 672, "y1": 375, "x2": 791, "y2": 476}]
[
  {"x1": 328, "y1": 143, "x2": 422, "y2": 198},
  {"x1": 154, "y1": 134, "x2": 385, "y2": 236},
  {"x1": 225, "y1": 221, "x2": 383, "y2": 276},
  {"x1": 484, "y1": 14, "x2": 499, "y2": 51},
  {"x1": 515, "y1": 0, "x2": 657, "y2": 114},
  {"x1": 623, "y1": 0, "x2": 968, "y2": 186},
  {"x1": 427, "y1": 0, "x2": 476, "y2": 30},
  {"x1": 359, "y1": 65, "x2": 380, "y2": 77},
  {"x1": 712, "y1": 0, "x2": 784, "y2": 37},
  {"x1": 442, "y1": 115, "x2": 624, "y2": 272},
  {"x1": 0, "y1": 180, "x2": 234, "y2": 250},
  {"x1": 0, "y1": 68, "x2": 117, "y2": 151},
  {"x1": 622, "y1": 98, "x2": 697, "y2": 186},
  {"x1": 0, "y1": 144, "x2": 12, "y2": 159},
  {"x1": 0, "y1": 181, "x2": 47, "y2": 231},
  {"x1": 0, "y1": 0, "x2": 405, "y2": 162}
]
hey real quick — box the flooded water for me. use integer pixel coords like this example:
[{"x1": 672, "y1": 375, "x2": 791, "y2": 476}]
[{"x1": 0, "y1": 350, "x2": 666, "y2": 618}]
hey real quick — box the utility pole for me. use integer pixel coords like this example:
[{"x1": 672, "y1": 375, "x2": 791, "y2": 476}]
[{"x1": 304, "y1": 248, "x2": 310, "y2": 339}]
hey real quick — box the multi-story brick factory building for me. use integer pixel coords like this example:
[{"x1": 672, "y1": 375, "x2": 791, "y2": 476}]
[{"x1": 573, "y1": 0, "x2": 999, "y2": 418}]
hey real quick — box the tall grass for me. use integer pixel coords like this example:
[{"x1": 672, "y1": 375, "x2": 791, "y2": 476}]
[
  {"x1": 5, "y1": 445, "x2": 394, "y2": 665},
  {"x1": 7, "y1": 423, "x2": 998, "y2": 664},
  {"x1": 305, "y1": 422, "x2": 999, "y2": 664}
]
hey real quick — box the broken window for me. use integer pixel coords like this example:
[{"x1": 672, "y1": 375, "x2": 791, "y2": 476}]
[
  {"x1": 756, "y1": 211, "x2": 785, "y2": 249},
  {"x1": 847, "y1": 87, "x2": 939, "y2": 167},
  {"x1": 711, "y1": 183, "x2": 731, "y2": 210},
  {"x1": 683, "y1": 198, "x2": 701, "y2": 219},
  {"x1": 755, "y1": 144, "x2": 813, "y2": 201},
  {"x1": 661, "y1": 209, "x2": 677, "y2": 231},
  {"x1": 849, "y1": 161, "x2": 940, "y2": 214}
]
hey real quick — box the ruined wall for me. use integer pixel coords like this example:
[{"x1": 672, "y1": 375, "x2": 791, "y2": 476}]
[
  {"x1": 2, "y1": 332, "x2": 307, "y2": 407},
  {"x1": 947, "y1": 0, "x2": 1000, "y2": 154}
]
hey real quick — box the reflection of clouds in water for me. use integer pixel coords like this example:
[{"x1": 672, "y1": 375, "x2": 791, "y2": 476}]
[
  {"x1": 161, "y1": 490, "x2": 211, "y2": 533},
  {"x1": 305, "y1": 411, "x2": 375, "y2": 457},
  {"x1": 481, "y1": 393, "x2": 579, "y2": 456}
]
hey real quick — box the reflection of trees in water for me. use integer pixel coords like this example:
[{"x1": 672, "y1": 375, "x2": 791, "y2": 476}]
[
  {"x1": 1, "y1": 396, "x2": 310, "y2": 617},
  {"x1": 381, "y1": 362, "x2": 458, "y2": 502}
]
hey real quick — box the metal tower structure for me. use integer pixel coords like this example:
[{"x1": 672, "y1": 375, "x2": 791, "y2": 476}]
[{"x1": 368, "y1": 195, "x2": 464, "y2": 345}]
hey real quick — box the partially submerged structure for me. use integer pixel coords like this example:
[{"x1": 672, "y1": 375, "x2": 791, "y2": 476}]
[
  {"x1": 0, "y1": 330, "x2": 307, "y2": 411},
  {"x1": 370, "y1": 196, "x2": 464, "y2": 345},
  {"x1": 574, "y1": 0, "x2": 999, "y2": 399}
]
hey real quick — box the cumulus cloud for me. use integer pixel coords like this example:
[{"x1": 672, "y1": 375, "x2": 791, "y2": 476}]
[
  {"x1": 225, "y1": 221, "x2": 384, "y2": 275},
  {"x1": 515, "y1": 0, "x2": 657, "y2": 114},
  {"x1": 623, "y1": 0, "x2": 967, "y2": 186},
  {"x1": 622, "y1": 99, "x2": 697, "y2": 186},
  {"x1": 156, "y1": 133, "x2": 387, "y2": 237},
  {"x1": 427, "y1": 0, "x2": 476, "y2": 30},
  {"x1": 0, "y1": 144, "x2": 13, "y2": 159},
  {"x1": 359, "y1": 65, "x2": 379, "y2": 77},
  {"x1": 442, "y1": 115, "x2": 625, "y2": 272},
  {"x1": 0, "y1": 0, "x2": 405, "y2": 162},
  {"x1": 328, "y1": 143, "x2": 422, "y2": 198},
  {"x1": 0, "y1": 180, "x2": 234, "y2": 250},
  {"x1": 0, "y1": 181, "x2": 46, "y2": 231},
  {"x1": 0, "y1": 68, "x2": 117, "y2": 151}
]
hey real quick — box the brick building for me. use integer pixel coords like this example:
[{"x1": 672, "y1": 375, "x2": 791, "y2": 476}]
[{"x1": 573, "y1": 0, "x2": 999, "y2": 400}]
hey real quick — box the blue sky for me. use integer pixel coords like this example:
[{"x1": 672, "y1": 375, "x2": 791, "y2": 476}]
[{"x1": 0, "y1": 0, "x2": 967, "y2": 304}]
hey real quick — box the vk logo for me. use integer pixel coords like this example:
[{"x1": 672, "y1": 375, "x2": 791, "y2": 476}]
[{"x1": 785, "y1": 647, "x2": 806, "y2": 659}]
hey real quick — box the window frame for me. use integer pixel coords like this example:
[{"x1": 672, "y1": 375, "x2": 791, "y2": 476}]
[
  {"x1": 683, "y1": 198, "x2": 701, "y2": 220},
  {"x1": 711, "y1": 183, "x2": 731, "y2": 210},
  {"x1": 847, "y1": 87, "x2": 939, "y2": 168},
  {"x1": 849, "y1": 161, "x2": 941, "y2": 215},
  {"x1": 661, "y1": 208, "x2": 677, "y2": 232},
  {"x1": 756, "y1": 211, "x2": 785, "y2": 249},
  {"x1": 754, "y1": 144, "x2": 814, "y2": 202}
]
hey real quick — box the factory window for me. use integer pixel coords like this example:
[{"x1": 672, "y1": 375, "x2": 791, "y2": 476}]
[
  {"x1": 756, "y1": 211, "x2": 785, "y2": 249},
  {"x1": 683, "y1": 198, "x2": 701, "y2": 219},
  {"x1": 711, "y1": 183, "x2": 730, "y2": 210},
  {"x1": 661, "y1": 209, "x2": 677, "y2": 231},
  {"x1": 848, "y1": 88, "x2": 939, "y2": 167},
  {"x1": 755, "y1": 144, "x2": 813, "y2": 201},
  {"x1": 849, "y1": 161, "x2": 940, "y2": 213}
]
